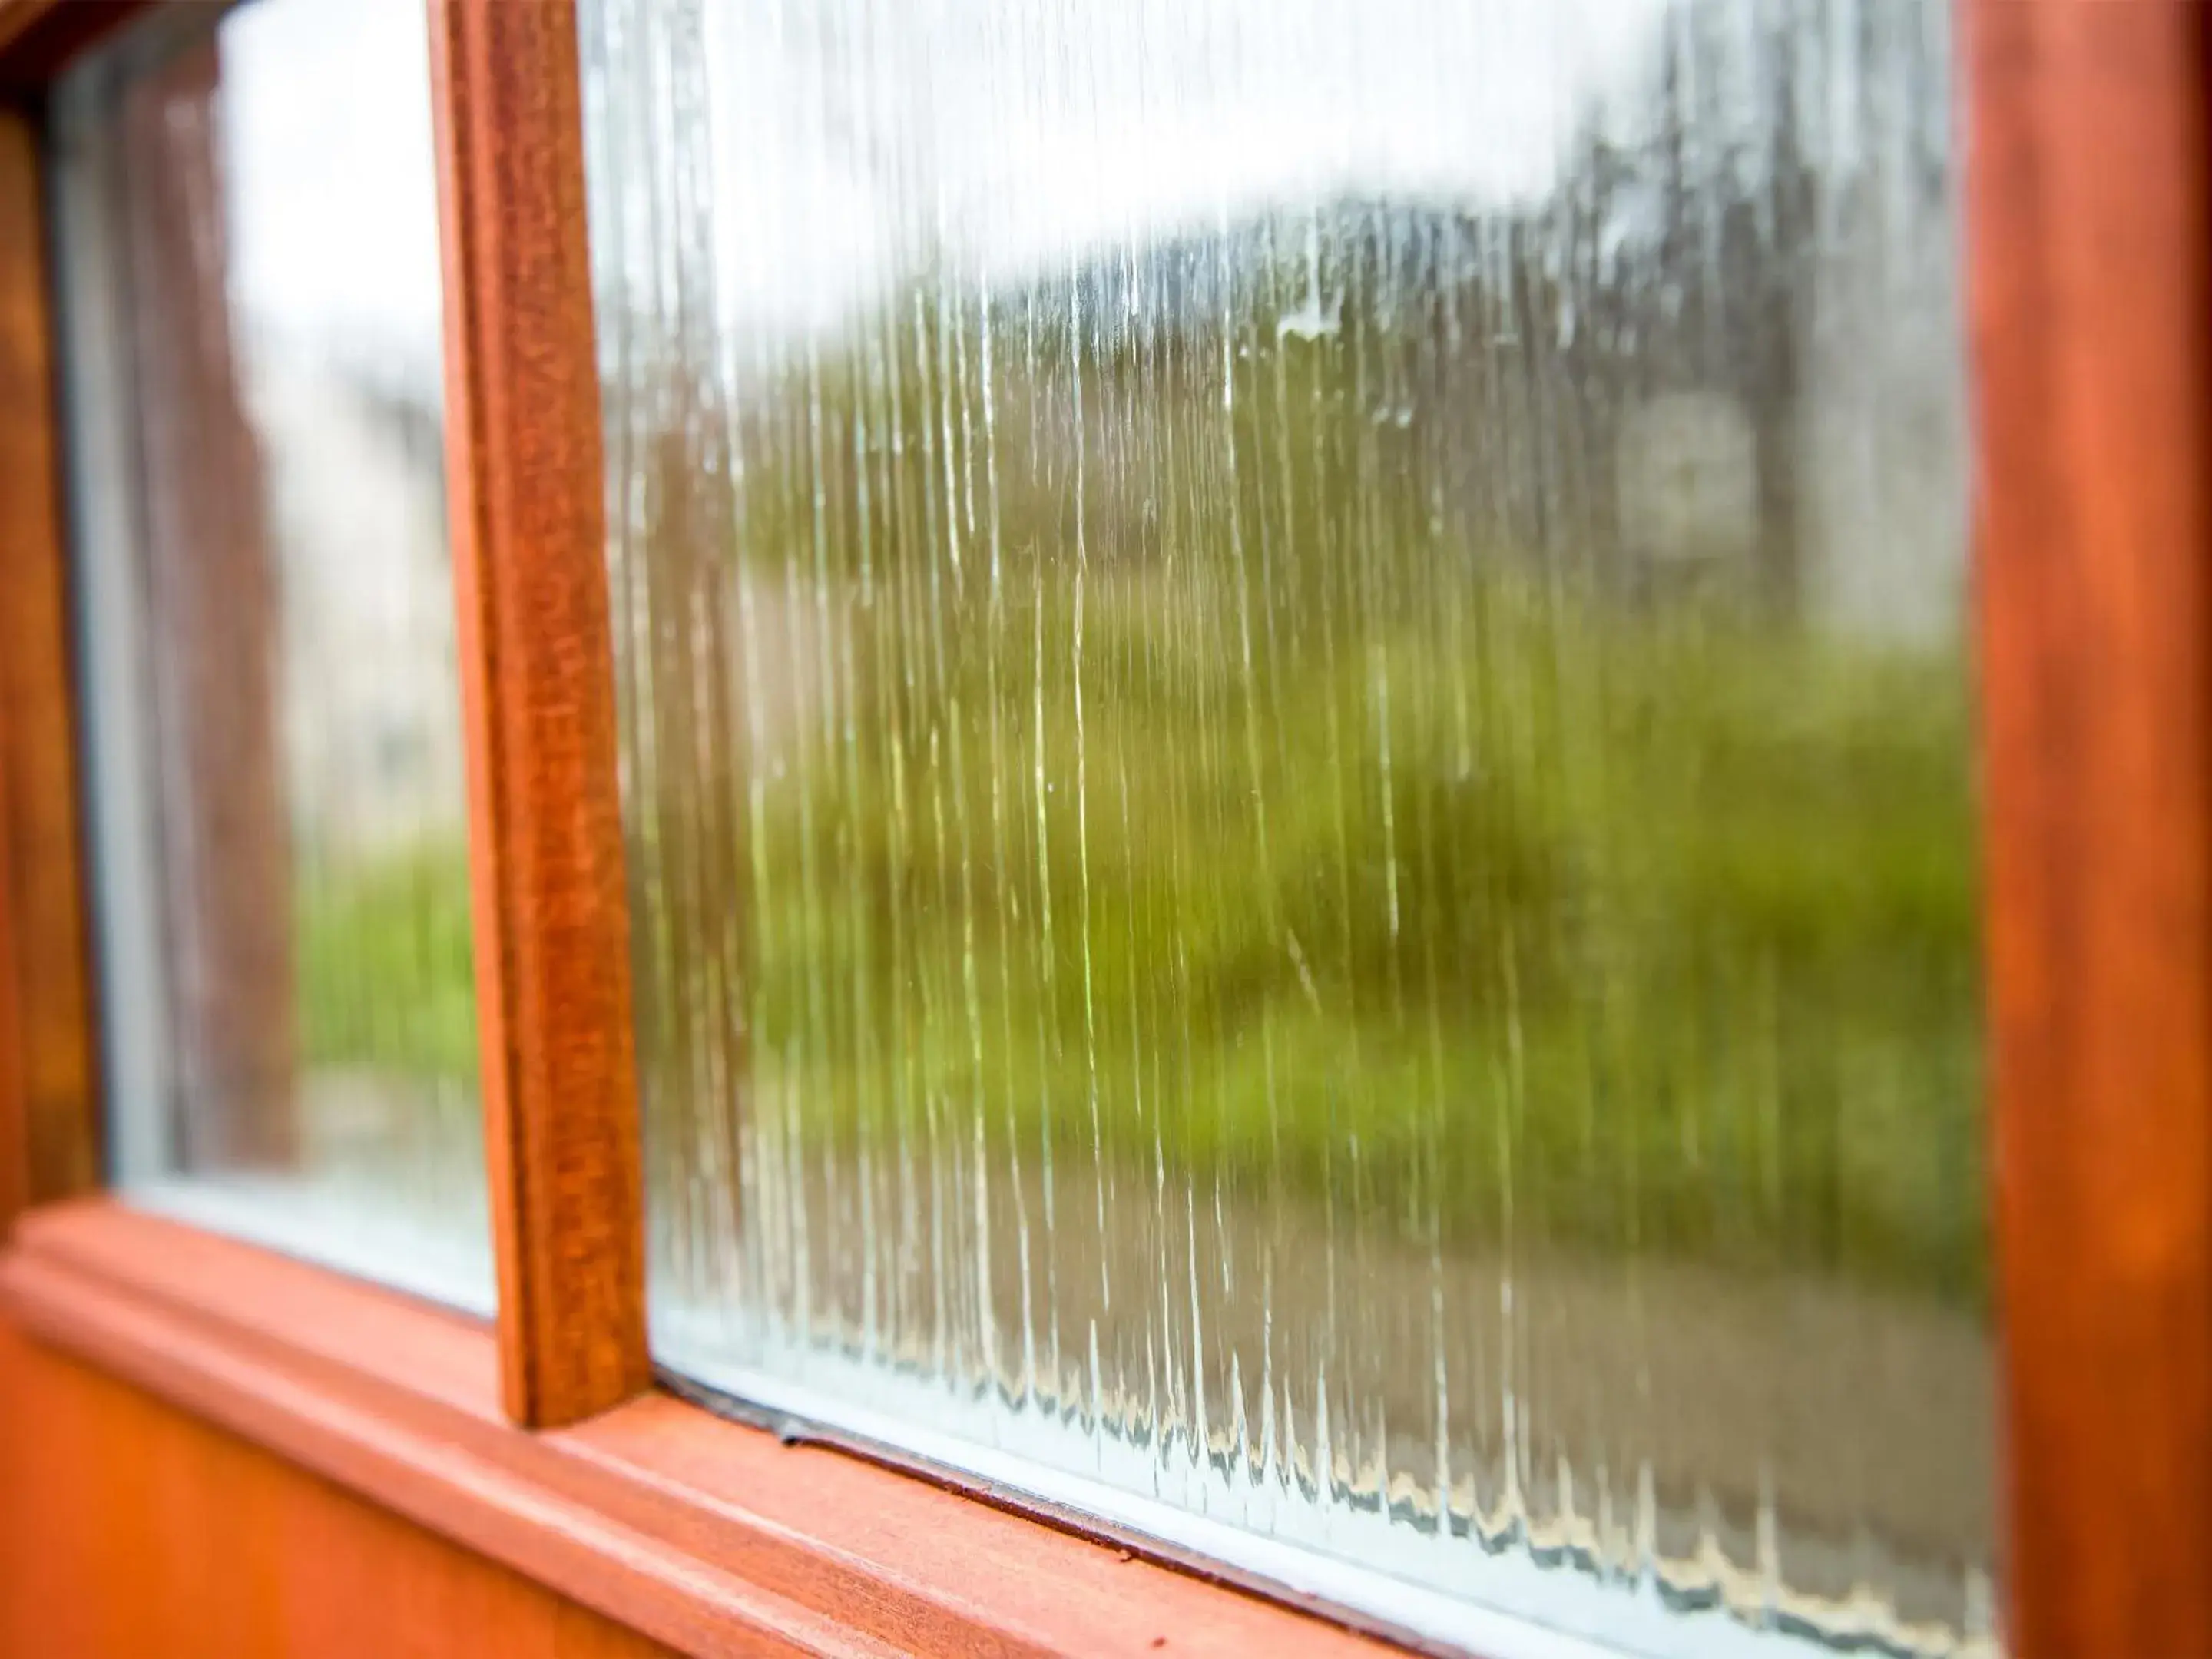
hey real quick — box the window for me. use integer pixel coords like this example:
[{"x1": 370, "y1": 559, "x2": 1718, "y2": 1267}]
[
  {"x1": 578, "y1": 0, "x2": 1982, "y2": 1653},
  {"x1": 50, "y1": 0, "x2": 487, "y2": 1309},
  {"x1": 8, "y1": 2, "x2": 2207, "y2": 1657}
]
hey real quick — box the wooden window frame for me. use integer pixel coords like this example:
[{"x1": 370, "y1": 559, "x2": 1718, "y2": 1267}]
[{"x1": 0, "y1": 2, "x2": 2207, "y2": 1655}]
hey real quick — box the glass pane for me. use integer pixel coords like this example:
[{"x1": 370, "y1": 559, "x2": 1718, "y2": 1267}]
[
  {"x1": 55, "y1": 0, "x2": 488, "y2": 1309},
  {"x1": 581, "y1": 0, "x2": 1985, "y2": 1651}
]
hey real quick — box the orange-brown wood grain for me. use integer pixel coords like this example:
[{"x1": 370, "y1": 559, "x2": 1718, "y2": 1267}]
[
  {"x1": 0, "y1": 104, "x2": 97, "y2": 1229},
  {"x1": 0, "y1": 700, "x2": 22, "y2": 1234},
  {"x1": 0, "y1": 1320, "x2": 680, "y2": 1659},
  {"x1": 2, "y1": 1200, "x2": 1398, "y2": 1659},
  {"x1": 427, "y1": 0, "x2": 649, "y2": 1429},
  {"x1": 1970, "y1": 3, "x2": 2212, "y2": 1655}
]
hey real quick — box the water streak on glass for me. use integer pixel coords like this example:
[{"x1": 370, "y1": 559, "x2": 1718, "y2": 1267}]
[
  {"x1": 56, "y1": 0, "x2": 488, "y2": 1306},
  {"x1": 578, "y1": 0, "x2": 1986, "y2": 1650}
]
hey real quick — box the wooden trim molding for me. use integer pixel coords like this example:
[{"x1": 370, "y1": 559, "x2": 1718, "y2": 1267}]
[
  {"x1": 0, "y1": 1200, "x2": 1389, "y2": 1659},
  {"x1": 427, "y1": 0, "x2": 650, "y2": 1429},
  {"x1": 0, "y1": 103, "x2": 98, "y2": 1233},
  {"x1": 1970, "y1": 2, "x2": 2212, "y2": 1655},
  {"x1": 0, "y1": 103, "x2": 38, "y2": 1236}
]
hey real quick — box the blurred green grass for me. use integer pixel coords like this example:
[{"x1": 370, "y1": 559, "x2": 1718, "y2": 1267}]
[
  {"x1": 293, "y1": 570, "x2": 1979, "y2": 1305},
  {"x1": 732, "y1": 565, "x2": 1980, "y2": 1306}
]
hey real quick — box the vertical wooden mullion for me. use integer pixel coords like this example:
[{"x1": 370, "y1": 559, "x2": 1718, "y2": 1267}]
[
  {"x1": 426, "y1": 0, "x2": 648, "y2": 1428},
  {"x1": 1972, "y1": 3, "x2": 2212, "y2": 1654}
]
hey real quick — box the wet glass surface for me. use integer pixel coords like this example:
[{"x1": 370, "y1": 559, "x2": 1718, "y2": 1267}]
[
  {"x1": 578, "y1": 0, "x2": 1986, "y2": 1650},
  {"x1": 56, "y1": 0, "x2": 487, "y2": 1307}
]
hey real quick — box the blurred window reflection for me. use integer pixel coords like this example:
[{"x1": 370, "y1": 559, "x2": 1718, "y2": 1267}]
[{"x1": 55, "y1": 0, "x2": 486, "y2": 1308}]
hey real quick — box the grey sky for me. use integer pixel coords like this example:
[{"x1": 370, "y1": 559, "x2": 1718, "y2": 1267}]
[
  {"x1": 218, "y1": 0, "x2": 445, "y2": 392},
  {"x1": 695, "y1": 0, "x2": 1668, "y2": 332},
  {"x1": 211, "y1": 0, "x2": 1679, "y2": 365}
]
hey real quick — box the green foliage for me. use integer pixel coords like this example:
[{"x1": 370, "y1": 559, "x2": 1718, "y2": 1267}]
[{"x1": 293, "y1": 840, "x2": 479, "y2": 1083}]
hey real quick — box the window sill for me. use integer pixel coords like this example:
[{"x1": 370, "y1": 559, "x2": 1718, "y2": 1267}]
[{"x1": 0, "y1": 1198, "x2": 1392, "y2": 1658}]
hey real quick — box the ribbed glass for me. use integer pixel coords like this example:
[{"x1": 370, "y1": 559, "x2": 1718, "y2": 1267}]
[{"x1": 578, "y1": 1, "x2": 1987, "y2": 1651}]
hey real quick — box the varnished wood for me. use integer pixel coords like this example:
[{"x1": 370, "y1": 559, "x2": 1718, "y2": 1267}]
[
  {"x1": 0, "y1": 106, "x2": 34, "y2": 1236},
  {"x1": 1971, "y1": 4, "x2": 2212, "y2": 1655},
  {"x1": 0, "y1": 1321, "x2": 678, "y2": 1659},
  {"x1": 2, "y1": 1199, "x2": 1395, "y2": 1659},
  {"x1": 0, "y1": 0, "x2": 144, "y2": 95},
  {"x1": 428, "y1": 0, "x2": 649, "y2": 1430},
  {"x1": 0, "y1": 107, "x2": 97, "y2": 1228},
  {"x1": 0, "y1": 721, "x2": 20, "y2": 1233}
]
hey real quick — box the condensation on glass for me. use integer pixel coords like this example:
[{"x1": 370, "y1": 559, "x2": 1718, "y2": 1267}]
[
  {"x1": 578, "y1": 0, "x2": 1984, "y2": 1651},
  {"x1": 52, "y1": 0, "x2": 488, "y2": 1309}
]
